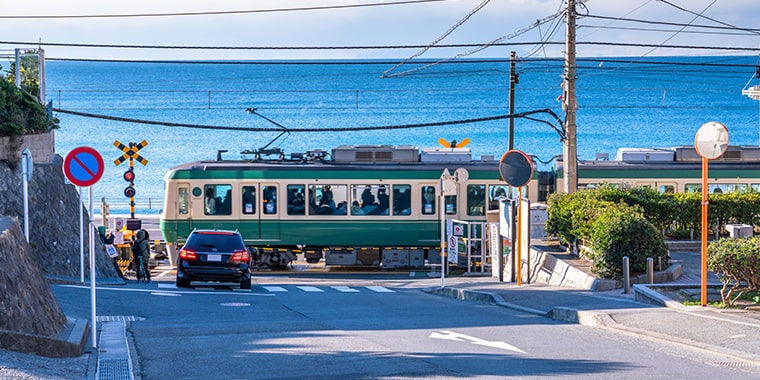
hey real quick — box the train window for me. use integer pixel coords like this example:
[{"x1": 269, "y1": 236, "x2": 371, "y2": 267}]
[
  {"x1": 708, "y1": 184, "x2": 747, "y2": 194},
  {"x1": 310, "y1": 184, "x2": 348, "y2": 215},
  {"x1": 467, "y1": 184, "x2": 486, "y2": 216},
  {"x1": 392, "y1": 184, "x2": 411, "y2": 216},
  {"x1": 262, "y1": 185, "x2": 277, "y2": 214},
  {"x1": 445, "y1": 195, "x2": 457, "y2": 215},
  {"x1": 287, "y1": 185, "x2": 306, "y2": 215},
  {"x1": 658, "y1": 185, "x2": 675, "y2": 194},
  {"x1": 177, "y1": 187, "x2": 189, "y2": 215},
  {"x1": 488, "y1": 186, "x2": 508, "y2": 210},
  {"x1": 242, "y1": 186, "x2": 256, "y2": 214},
  {"x1": 685, "y1": 184, "x2": 701, "y2": 193},
  {"x1": 205, "y1": 184, "x2": 232, "y2": 216},
  {"x1": 421, "y1": 186, "x2": 436, "y2": 215},
  {"x1": 350, "y1": 185, "x2": 388, "y2": 216}
]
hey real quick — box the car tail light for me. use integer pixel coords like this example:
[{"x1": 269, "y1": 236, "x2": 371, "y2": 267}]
[
  {"x1": 231, "y1": 249, "x2": 250, "y2": 263},
  {"x1": 179, "y1": 249, "x2": 197, "y2": 260}
]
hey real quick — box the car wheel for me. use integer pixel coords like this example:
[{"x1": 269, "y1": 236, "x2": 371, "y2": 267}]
[{"x1": 176, "y1": 276, "x2": 191, "y2": 288}]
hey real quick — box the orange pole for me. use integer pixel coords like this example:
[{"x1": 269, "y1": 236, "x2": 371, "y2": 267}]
[
  {"x1": 701, "y1": 157, "x2": 708, "y2": 307},
  {"x1": 516, "y1": 187, "x2": 522, "y2": 286}
]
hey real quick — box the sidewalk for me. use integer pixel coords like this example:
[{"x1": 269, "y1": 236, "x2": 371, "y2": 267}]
[{"x1": 425, "y1": 250, "x2": 760, "y2": 368}]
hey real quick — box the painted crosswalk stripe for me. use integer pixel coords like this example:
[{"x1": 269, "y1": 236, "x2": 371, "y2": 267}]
[
  {"x1": 158, "y1": 283, "x2": 176, "y2": 289},
  {"x1": 263, "y1": 286, "x2": 287, "y2": 292},
  {"x1": 332, "y1": 286, "x2": 360, "y2": 292},
  {"x1": 366, "y1": 286, "x2": 394, "y2": 293},
  {"x1": 297, "y1": 286, "x2": 324, "y2": 292}
]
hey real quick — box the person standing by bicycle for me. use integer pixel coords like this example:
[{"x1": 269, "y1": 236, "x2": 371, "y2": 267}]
[{"x1": 132, "y1": 229, "x2": 152, "y2": 283}]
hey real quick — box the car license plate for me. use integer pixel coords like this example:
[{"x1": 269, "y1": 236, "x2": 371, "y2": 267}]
[{"x1": 207, "y1": 254, "x2": 222, "y2": 262}]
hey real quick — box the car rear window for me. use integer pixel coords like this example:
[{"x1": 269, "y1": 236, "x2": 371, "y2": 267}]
[{"x1": 185, "y1": 232, "x2": 245, "y2": 252}]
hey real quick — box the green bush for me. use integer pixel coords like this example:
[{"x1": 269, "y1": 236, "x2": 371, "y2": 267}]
[
  {"x1": 0, "y1": 76, "x2": 58, "y2": 136},
  {"x1": 708, "y1": 237, "x2": 760, "y2": 306},
  {"x1": 588, "y1": 208, "x2": 668, "y2": 279}
]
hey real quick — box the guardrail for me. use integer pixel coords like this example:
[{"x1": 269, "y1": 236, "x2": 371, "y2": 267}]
[{"x1": 89, "y1": 198, "x2": 163, "y2": 214}]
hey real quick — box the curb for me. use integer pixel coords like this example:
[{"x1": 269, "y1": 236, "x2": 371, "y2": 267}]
[{"x1": 0, "y1": 316, "x2": 89, "y2": 358}]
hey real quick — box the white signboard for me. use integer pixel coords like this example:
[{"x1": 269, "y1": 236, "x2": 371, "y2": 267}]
[
  {"x1": 447, "y1": 234, "x2": 458, "y2": 265},
  {"x1": 114, "y1": 218, "x2": 125, "y2": 231}
]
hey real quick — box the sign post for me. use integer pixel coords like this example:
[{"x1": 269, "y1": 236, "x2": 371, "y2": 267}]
[
  {"x1": 694, "y1": 122, "x2": 729, "y2": 306},
  {"x1": 21, "y1": 149, "x2": 33, "y2": 242},
  {"x1": 63, "y1": 146, "x2": 104, "y2": 349},
  {"x1": 498, "y1": 150, "x2": 534, "y2": 286}
]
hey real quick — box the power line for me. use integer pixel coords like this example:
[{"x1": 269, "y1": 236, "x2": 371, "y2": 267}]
[
  {"x1": 582, "y1": 14, "x2": 760, "y2": 34},
  {"x1": 0, "y1": 0, "x2": 451, "y2": 19},
  {"x1": 579, "y1": 25, "x2": 752, "y2": 36},
  {"x1": 655, "y1": 0, "x2": 760, "y2": 36}
]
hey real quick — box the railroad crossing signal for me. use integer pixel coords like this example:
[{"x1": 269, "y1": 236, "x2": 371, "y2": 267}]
[
  {"x1": 113, "y1": 140, "x2": 148, "y2": 219},
  {"x1": 114, "y1": 140, "x2": 148, "y2": 166}
]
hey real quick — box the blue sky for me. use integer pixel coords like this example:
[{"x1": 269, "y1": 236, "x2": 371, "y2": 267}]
[{"x1": 0, "y1": 0, "x2": 758, "y2": 60}]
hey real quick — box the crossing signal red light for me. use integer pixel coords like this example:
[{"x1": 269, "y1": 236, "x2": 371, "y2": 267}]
[
  {"x1": 124, "y1": 186, "x2": 136, "y2": 198},
  {"x1": 123, "y1": 168, "x2": 135, "y2": 183}
]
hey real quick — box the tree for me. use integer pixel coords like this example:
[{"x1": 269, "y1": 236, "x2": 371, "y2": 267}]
[{"x1": 0, "y1": 61, "x2": 58, "y2": 137}]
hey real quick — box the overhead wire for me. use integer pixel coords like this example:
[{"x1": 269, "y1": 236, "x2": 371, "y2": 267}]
[
  {"x1": 639, "y1": 0, "x2": 719, "y2": 57},
  {"x1": 52, "y1": 107, "x2": 564, "y2": 136},
  {"x1": 0, "y1": 0, "x2": 451, "y2": 19},
  {"x1": 381, "y1": 0, "x2": 492, "y2": 77},
  {"x1": 381, "y1": 10, "x2": 565, "y2": 78}
]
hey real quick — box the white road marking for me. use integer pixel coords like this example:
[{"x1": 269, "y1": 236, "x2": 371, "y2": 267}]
[
  {"x1": 366, "y1": 286, "x2": 395, "y2": 293},
  {"x1": 263, "y1": 286, "x2": 288, "y2": 292},
  {"x1": 429, "y1": 330, "x2": 525, "y2": 354},
  {"x1": 332, "y1": 286, "x2": 360, "y2": 292},
  {"x1": 297, "y1": 286, "x2": 324, "y2": 292}
]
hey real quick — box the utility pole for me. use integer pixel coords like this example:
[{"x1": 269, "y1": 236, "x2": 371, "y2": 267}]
[
  {"x1": 508, "y1": 51, "x2": 518, "y2": 151},
  {"x1": 506, "y1": 51, "x2": 519, "y2": 282},
  {"x1": 562, "y1": 0, "x2": 578, "y2": 193}
]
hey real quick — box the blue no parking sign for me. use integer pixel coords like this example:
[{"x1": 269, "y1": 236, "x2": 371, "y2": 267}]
[{"x1": 63, "y1": 146, "x2": 105, "y2": 187}]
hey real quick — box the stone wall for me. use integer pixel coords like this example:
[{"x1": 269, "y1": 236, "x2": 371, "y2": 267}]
[
  {"x1": 0, "y1": 131, "x2": 55, "y2": 164},
  {"x1": 0, "y1": 217, "x2": 67, "y2": 336},
  {"x1": 0, "y1": 155, "x2": 119, "y2": 280}
]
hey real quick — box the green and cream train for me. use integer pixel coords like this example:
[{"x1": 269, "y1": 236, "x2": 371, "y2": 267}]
[
  {"x1": 159, "y1": 144, "x2": 760, "y2": 269},
  {"x1": 159, "y1": 145, "x2": 524, "y2": 269}
]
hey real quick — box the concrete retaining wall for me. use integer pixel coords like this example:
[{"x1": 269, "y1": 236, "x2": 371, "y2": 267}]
[{"x1": 0, "y1": 131, "x2": 55, "y2": 164}]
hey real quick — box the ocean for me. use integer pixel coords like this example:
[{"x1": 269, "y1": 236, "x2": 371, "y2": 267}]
[{"x1": 45, "y1": 56, "x2": 760, "y2": 214}]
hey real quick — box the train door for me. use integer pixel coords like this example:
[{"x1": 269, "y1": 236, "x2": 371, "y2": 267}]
[
  {"x1": 260, "y1": 184, "x2": 280, "y2": 241},
  {"x1": 419, "y1": 184, "x2": 439, "y2": 243},
  {"x1": 168, "y1": 182, "x2": 193, "y2": 242},
  {"x1": 239, "y1": 184, "x2": 259, "y2": 240}
]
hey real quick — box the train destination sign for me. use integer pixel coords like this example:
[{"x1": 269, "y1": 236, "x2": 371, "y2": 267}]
[{"x1": 63, "y1": 146, "x2": 105, "y2": 187}]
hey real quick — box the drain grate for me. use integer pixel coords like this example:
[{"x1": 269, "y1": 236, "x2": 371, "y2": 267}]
[
  {"x1": 97, "y1": 358, "x2": 132, "y2": 380},
  {"x1": 97, "y1": 315, "x2": 145, "y2": 322}
]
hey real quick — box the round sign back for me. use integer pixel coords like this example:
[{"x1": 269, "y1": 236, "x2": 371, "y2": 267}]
[
  {"x1": 499, "y1": 150, "x2": 534, "y2": 187},
  {"x1": 694, "y1": 121, "x2": 729, "y2": 159}
]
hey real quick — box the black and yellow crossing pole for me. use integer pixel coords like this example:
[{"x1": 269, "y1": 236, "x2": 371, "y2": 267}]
[{"x1": 114, "y1": 140, "x2": 148, "y2": 219}]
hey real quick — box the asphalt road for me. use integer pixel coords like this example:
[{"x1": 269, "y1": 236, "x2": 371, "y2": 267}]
[{"x1": 44, "y1": 274, "x2": 760, "y2": 379}]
